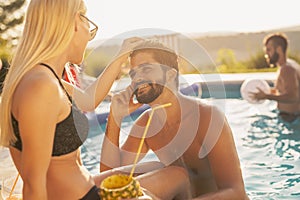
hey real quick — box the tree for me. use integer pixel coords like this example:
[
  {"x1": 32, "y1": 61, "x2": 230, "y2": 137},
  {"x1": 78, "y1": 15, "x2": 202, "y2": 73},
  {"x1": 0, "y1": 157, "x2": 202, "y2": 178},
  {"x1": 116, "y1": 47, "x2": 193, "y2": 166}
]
[
  {"x1": 0, "y1": 0, "x2": 26, "y2": 52},
  {"x1": 242, "y1": 50, "x2": 269, "y2": 69}
]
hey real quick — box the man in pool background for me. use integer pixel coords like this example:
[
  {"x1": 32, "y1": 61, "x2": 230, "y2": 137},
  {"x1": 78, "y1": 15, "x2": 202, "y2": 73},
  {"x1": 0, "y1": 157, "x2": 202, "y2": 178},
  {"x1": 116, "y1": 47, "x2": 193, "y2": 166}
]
[
  {"x1": 100, "y1": 40, "x2": 249, "y2": 199},
  {"x1": 254, "y1": 33, "x2": 300, "y2": 122}
]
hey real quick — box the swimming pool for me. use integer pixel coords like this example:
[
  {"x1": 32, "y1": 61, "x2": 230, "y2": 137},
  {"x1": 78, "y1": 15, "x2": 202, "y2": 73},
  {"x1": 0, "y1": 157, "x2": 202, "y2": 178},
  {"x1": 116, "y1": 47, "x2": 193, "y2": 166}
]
[{"x1": 81, "y1": 73, "x2": 299, "y2": 200}]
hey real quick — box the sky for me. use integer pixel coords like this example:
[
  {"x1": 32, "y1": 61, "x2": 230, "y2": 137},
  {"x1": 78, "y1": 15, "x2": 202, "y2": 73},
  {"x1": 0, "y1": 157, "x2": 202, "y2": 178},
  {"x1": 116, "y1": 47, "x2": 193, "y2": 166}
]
[{"x1": 86, "y1": 0, "x2": 300, "y2": 41}]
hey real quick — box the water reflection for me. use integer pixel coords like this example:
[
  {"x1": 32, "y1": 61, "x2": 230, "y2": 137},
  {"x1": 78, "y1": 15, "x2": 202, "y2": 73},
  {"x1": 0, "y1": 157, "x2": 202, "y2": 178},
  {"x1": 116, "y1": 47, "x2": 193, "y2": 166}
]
[
  {"x1": 247, "y1": 111, "x2": 300, "y2": 160},
  {"x1": 244, "y1": 110, "x2": 300, "y2": 199}
]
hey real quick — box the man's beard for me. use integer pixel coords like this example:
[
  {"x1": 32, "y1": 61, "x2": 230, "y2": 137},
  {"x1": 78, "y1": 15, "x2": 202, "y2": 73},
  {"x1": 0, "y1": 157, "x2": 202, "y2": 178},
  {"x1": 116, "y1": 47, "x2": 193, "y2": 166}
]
[
  {"x1": 134, "y1": 83, "x2": 164, "y2": 104},
  {"x1": 268, "y1": 51, "x2": 279, "y2": 67}
]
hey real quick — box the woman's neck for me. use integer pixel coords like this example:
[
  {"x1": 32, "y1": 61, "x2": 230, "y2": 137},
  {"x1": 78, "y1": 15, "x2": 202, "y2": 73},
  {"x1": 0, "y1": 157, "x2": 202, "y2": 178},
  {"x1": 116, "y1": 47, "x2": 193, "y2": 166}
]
[{"x1": 42, "y1": 56, "x2": 68, "y2": 78}]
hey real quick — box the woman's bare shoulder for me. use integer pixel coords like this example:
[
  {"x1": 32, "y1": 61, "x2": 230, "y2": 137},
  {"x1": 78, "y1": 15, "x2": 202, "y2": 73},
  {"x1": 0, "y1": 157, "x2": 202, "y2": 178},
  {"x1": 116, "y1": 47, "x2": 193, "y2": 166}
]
[{"x1": 13, "y1": 69, "x2": 61, "y2": 115}]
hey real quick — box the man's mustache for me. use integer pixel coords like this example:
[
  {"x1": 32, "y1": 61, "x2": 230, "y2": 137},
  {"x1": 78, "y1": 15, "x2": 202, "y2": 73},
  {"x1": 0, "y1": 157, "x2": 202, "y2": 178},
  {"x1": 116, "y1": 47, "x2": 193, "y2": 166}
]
[{"x1": 132, "y1": 80, "x2": 153, "y2": 91}]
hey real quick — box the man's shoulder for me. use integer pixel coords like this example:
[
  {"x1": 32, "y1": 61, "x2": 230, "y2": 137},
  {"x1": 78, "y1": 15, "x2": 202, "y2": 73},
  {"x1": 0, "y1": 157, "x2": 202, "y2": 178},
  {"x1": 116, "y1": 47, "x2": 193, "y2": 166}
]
[
  {"x1": 285, "y1": 59, "x2": 300, "y2": 71},
  {"x1": 280, "y1": 62, "x2": 297, "y2": 74},
  {"x1": 195, "y1": 99, "x2": 224, "y2": 114},
  {"x1": 287, "y1": 58, "x2": 300, "y2": 67},
  {"x1": 191, "y1": 100, "x2": 226, "y2": 124}
]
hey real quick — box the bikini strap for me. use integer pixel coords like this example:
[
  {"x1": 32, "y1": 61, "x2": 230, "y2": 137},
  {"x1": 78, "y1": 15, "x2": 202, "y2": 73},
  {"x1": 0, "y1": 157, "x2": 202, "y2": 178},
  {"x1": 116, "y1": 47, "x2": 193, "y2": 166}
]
[{"x1": 40, "y1": 63, "x2": 73, "y2": 103}]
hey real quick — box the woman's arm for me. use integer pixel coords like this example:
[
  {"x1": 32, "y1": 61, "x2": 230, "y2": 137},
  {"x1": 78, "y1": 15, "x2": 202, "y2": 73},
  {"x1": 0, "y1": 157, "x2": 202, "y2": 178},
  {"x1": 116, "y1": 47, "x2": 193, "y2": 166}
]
[
  {"x1": 15, "y1": 75, "x2": 60, "y2": 200},
  {"x1": 64, "y1": 55, "x2": 125, "y2": 111},
  {"x1": 64, "y1": 37, "x2": 144, "y2": 111}
]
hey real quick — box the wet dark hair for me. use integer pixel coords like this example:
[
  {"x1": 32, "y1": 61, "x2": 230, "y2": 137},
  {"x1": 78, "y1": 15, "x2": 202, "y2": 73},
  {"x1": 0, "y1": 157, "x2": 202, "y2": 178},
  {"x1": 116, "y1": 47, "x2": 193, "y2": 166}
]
[
  {"x1": 263, "y1": 32, "x2": 288, "y2": 53},
  {"x1": 130, "y1": 40, "x2": 179, "y2": 87}
]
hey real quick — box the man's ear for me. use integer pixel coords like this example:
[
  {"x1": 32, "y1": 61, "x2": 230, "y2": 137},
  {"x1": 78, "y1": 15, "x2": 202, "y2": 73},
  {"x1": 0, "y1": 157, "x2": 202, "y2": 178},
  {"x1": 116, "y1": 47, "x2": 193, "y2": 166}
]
[
  {"x1": 166, "y1": 68, "x2": 178, "y2": 82},
  {"x1": 275, "y1": 45, "x2": 283, "y2": 54}
]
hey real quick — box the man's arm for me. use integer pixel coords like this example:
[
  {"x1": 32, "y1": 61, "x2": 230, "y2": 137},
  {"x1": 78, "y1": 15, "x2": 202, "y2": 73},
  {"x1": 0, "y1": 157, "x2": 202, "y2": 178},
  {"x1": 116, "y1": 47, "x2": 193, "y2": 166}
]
[
  {"x1": 100, "y1": 111, "x2": 150, "y2": 172},
  {"x1": 100, "y1": 111, "x2": 122, "y2": 172},
  {"x1": 196, "y1": 107, "x2": 248, "y2": 200},
  {"x1": 100, "y1": 86, "x2": 146, "y2": 172},
  {"x1": 256, "y1": 66, "x2": 299, "y2": 103}
]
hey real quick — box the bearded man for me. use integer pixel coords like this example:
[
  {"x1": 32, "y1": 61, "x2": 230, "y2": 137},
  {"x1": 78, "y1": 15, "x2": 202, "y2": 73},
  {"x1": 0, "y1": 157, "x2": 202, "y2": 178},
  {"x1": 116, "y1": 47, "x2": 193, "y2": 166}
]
[
  {"x1": 100, "y1": 40, "x2": 248, "y2": 199},
  {"x1": 255, "y1": 33, "x2": 300, "y2": 122}
]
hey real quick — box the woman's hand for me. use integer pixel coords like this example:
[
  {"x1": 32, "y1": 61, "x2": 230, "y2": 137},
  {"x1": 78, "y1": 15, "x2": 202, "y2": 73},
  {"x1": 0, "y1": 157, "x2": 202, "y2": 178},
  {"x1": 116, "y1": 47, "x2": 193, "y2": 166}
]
[{"x1": 118, "y1": 37, "x2": 144, "y2": 57}]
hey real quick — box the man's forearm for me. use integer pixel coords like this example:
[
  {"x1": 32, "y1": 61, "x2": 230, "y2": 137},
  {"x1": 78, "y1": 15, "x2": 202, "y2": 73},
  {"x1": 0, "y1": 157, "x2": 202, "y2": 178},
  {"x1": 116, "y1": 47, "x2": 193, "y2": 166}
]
[
  {"x1": 100, "y1": 112, "x2": 123, "y2": 172},
  {"x1": 266, "y1": 92, "x2": 299, "y2": 103}
]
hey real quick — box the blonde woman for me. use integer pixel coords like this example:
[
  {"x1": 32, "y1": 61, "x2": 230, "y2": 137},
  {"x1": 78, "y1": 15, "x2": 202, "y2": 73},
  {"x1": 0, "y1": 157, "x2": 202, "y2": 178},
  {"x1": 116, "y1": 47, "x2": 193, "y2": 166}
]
[
  {"x1": 0, "y1": 0, "x2": 119, "y2": 198},
  {"x1": 0, "y1": 0, "x2": 191, "y2": 199}
]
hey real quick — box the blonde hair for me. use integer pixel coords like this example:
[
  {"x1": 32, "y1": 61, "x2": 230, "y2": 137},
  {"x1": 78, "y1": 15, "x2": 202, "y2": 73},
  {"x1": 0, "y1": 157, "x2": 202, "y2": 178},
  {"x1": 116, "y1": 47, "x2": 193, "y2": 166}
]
[{"x1": 0, "y1": 0, "x2": 86, "y2": 147}]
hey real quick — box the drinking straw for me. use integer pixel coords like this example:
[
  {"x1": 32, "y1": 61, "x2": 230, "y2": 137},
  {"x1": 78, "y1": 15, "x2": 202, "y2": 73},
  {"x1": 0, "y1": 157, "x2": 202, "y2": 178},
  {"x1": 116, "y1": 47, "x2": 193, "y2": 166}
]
[
  {"x1": 8, "y1": 173, "x2": 20, "y2": 198},
  {"x1": 129, "y1": 103, "x2": 172, "y2": 179}
]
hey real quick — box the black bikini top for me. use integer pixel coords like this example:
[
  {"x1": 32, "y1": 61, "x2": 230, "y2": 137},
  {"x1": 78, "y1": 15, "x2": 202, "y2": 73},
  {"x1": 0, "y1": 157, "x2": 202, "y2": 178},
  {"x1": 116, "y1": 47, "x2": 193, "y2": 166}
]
[{"x1": 11, "y1": 63, "x2": 89, "y2": 156}]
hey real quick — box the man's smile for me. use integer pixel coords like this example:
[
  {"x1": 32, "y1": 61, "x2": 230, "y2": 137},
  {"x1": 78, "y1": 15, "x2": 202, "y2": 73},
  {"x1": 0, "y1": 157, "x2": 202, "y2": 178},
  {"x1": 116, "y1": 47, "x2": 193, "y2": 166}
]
[{"x1": 137, "y1": 83, "x2": 151, "y2": 95}]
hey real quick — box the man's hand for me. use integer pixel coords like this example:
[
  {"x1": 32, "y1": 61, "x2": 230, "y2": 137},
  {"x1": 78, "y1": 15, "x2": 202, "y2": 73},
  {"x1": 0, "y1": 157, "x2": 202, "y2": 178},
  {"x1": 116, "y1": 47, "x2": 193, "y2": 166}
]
[
  {"x1": 250, "y1": 87, "x2": 267, "y2": 100},
  {"x1": 111, "y1": 85, "x2": 143, "y2": 126}
]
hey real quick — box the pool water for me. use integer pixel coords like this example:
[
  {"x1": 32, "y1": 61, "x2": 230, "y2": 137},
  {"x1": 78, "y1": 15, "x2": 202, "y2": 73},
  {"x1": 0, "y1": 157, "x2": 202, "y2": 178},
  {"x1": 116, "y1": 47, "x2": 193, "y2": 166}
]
[
  {"x1": 81, "y1": 97, "x2": 300, "y2": 200},
  {"x1": 222, "y1": 99, "x2": 300, "y2": 200}
]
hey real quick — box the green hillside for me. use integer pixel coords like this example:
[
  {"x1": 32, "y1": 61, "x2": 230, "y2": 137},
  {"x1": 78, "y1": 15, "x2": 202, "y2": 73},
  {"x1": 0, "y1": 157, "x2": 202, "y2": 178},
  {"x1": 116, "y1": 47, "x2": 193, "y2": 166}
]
[
  {"x1": 196, "y1": 27, "x2": 300, "y2": 63},
  {"x1": 85, "y1": 25, "x2": 300, "y2": 76}
]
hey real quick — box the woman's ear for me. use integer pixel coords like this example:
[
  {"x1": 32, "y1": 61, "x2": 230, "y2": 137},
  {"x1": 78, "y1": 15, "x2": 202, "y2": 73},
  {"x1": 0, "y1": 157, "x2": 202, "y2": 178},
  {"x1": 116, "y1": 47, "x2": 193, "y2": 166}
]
[{"x1": 74, "y1": 13, "x2": 81, "y2": 32}]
